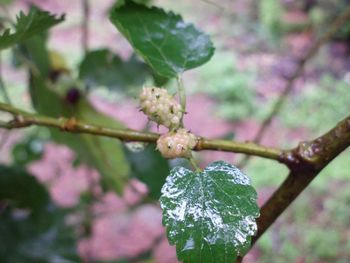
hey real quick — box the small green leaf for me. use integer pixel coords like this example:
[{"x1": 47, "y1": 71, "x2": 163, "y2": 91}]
[
  {"x1": 110, "y1": 1, "x2": 215, "y2": 78},
  {"x1": 160, "y1": 161, "x2": 260, "y2": 263},
  {"x1": 0, "y1": 7, "x2": 64, "y2": 50},
  {"x1": 79, "y1": 49, "x2": 150, "y2": 91}
]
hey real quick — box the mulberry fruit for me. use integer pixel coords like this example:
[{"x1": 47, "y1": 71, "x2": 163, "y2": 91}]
[
  {"x1": 139, "y1": 87, "x2": 182, "y2": 129},
  {"x1": 156, "y1": 129, "x2": 197, "y2": 159}
]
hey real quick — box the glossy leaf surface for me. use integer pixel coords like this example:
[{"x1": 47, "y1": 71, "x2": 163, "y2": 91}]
[
  {"x1": 110, "y1": 1, "x2": 214, "y2": 78},
  {"x1": 160, "y1": 161, "x2": 260, "y2": 262}
]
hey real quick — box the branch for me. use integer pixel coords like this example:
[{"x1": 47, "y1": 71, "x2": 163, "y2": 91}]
[
  {"x1": 177, "y1": 75, "x2": 186, "y2": 127},
  {"x1": 238, "y1": 5, "x2": 350, "y2": 168},
  {"x1": 81, "y1": 0, "x2": 90, "y2": 54},
  {"x1": 0, "y1": 52, "x2": 12, "y2": 104},
  {"x1": 0, "y1": 102, "x2": 284, "y2": 161},
  {"x1": 196, "y1": 138, "x2": 281, "y2": 161},
  {"x1": 252, "y1": 114, "x2": 350, "y2": 246}
]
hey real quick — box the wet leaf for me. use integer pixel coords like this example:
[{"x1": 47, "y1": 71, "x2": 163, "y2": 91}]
[
  {"x1": 110, "y1": 1, "x2": 215, "y2": 78},
  {"x1": 79, "y1": 49, "x2": 150, "y2": 91},
  {"x1": 0, "y1": 7, "x2": 64, "y2": 50},
  {"x1": 160, "y1": 161, "x2": 259, "y2": 262}
]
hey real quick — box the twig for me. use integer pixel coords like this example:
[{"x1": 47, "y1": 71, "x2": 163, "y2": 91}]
[
  {"x1": 189, "y1": 157, "x2": 201, "y2": 172},
  {"x1": 0, "y1": 53, "x2": 11, "y2": 104},
  {"x1": 238, "y1": 5, "x2": 350, "y2": 168},
  {"x1": 195, "y1": 138, "x2": 281, "y2": 161},
  {"x1": 177, "y1": 75, "x2": 186, "y2": 127},
  {"x1": 200, "y1": 0, "x2": 225, "y2": 12},
  {"x1": 81, "y1": 0, "x2": 90, "y2": 54},
  {"x1": 0, "y1": 102, "x2": 284, "y2": 161},
  {"x1": 252, "y1": 113, "x2": 350, "y2": 246},
  {"x1": 0, "y1": 130, "x2": 10, "y2": 150}
]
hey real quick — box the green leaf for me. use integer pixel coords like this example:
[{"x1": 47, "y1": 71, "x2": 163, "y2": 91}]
[
  {"x1": 0, "y1": 7, "x2": 64, "y2": 50},
  {"x1": 0, "y1": 165, "x2": 49, "y2": 213},
  {"x1": 29, "y1": 74, "x2": 130, "y2": 194},
  {"x1": 79, "y1": 49, "x2": 150, "y2": 91},
  {"x1": 21, "y1": 35, "x2": 130, "y2": 194},
  {"x1": 160, "y1": 161, "x2": 260, "y2": 262},
  {"x1": 0, "y1": 165, "x2": 80, "y2": 262},
  {"x1": 69, "y1": 99, "x2": 130, "y2": 193},
  {"x1": 109, "y1": 1, "x2": 215, "y2": 78},
  {"x1": 126, "y1": 144, "x2": 170, "y2": 199}
]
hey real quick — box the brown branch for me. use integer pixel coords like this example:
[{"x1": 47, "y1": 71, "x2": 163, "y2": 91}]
[
  {"x1": 0, "y1": 102, "x2": 284, "y2": 161},
  {"x1": 252, "y1": 114, "x2": 350, "y2": 246},
  {"x1": 238, "y1": 5, "x2": 350, "y2": 168}
]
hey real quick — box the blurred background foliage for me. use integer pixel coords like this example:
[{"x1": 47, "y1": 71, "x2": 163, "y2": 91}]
[{"x1": 0, "y1": 0, "x2": 350, "y2": 262}]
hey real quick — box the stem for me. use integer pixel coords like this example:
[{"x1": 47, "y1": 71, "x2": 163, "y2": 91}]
[
  {"x1": 189, "y1": 157, "x2": 201, "y2": 172},
  {"x1": 0, "y1": 102, "x2": 284, "y2": 161},
  {"x1": 0, "y1": 131, "x2": 10, "y2": 150},
  {"x1": 200, "y1": 0, "x2": 225, "y2": 12},
  {"x1": 81, "y1": 0, "x2": 90, "y2": 54},
  {"x1": 238, "y1": 5, "x2": 350, "y2": 168},
  {"x1": 196, "y1": 138, "x2": 281, "y2": 161},
  {"x1": 0, "y1": 53, "x2": 11, "y2": 104},
  {"x1": 177, "y1": 75, "x2": 186, "y2": 127}
]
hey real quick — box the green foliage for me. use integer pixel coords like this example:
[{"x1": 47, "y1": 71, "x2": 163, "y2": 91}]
[
  {"x1": 0, "y1": 166, "x2": 79, "y2": 262},
  {"x1": 0, "y1": 165, "x2": 49, "y2": 213},
  {"x1": 79, "y1": 49, "x2": 150, "y2": 91},
  {"x1": 2, "y1": 2, "x2": 350, "y2": 262},
  {"x1": 12, "y1": 135, "x2": 45, "y2": 167},
  {"x1": 306, "y1": 228, "x2": 341, "y2": 260},
  {"x1": 126, "y1": 144, "x2": 170, "y2": 199},
  {"x1": 0, "y1": 7, "x2": 64, "y2": 50},
  {"x1": 64, "y1": 99, "x2": 131, "y2": 193},
  {"x1": 22, "y1": 35, "x2": 130, "y2": 194},
  {"x1": 256, "y1": 184, "x2": 350, "y2": 263},
  {"x1": 0, "y1": 0, "x2": 13, "y2": 5},
  {"x1": 160, "y1": 161, "x2": 259, "y2": 262},
  {"x1": 245, "y1": 158, "x2": 288, "y2": 188},
  {"x1": 311, "y1": 0, "x2": 350, "y2": 40},
  {"x1": 259, "y1": 0, "x2": 283, "y2": 35},
  {"x1": 110, "y1": 1, "x2": 214, "y2": 78},
  {"x1": 282, "y1": 75, "x2": 350, "y2": 133},
  {"x1": 195, "y1": 51, "x2": 255, "y2": 121}
]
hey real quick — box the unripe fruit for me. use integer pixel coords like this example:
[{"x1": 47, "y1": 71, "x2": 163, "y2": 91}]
[
  {"x1": 65, "y1": 87, "x2": 81, "y2": 104},
  {"x1": 139, "y1": 87, "x2": 183, "y2": 129},
  {"x1": 157, "y1": 129, "x2": 197, "y2": 159}
]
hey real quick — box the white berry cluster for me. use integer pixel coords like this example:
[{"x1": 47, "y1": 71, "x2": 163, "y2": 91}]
[
  {"x1": 139, "y1": 87, "x2": 182, "y2": 129},
  {"x1": 156, "y1": 128, "x2": 197, "y2": 159}
]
